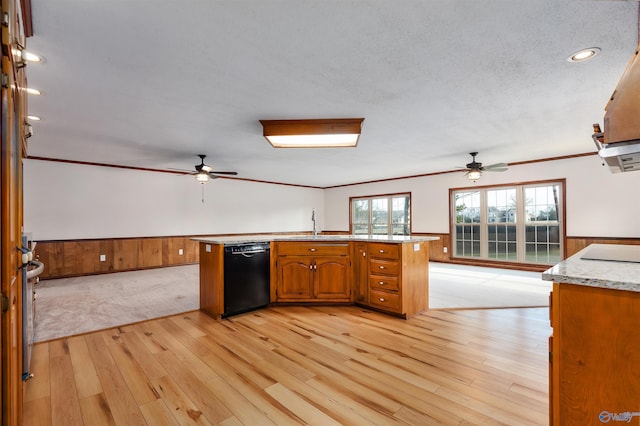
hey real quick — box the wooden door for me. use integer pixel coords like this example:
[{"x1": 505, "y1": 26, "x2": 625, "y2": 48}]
[
  {"x1": 276, "y1": 256, "x2": 312, "y2": 300},
  {"x1": 1, "y1": 53, "x2": 24, "y2": 425},
  {"x1": 314, "y1": 256, "x2": 350, "y2": 300}
]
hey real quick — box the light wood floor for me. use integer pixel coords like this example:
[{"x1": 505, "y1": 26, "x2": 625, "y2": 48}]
[{"x1": 23, "y1": 305, "x2": 550, "y2": 425}]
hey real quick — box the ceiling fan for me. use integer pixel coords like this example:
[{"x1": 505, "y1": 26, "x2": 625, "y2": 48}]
[
  {"x1": 463, "y1": 152, "x2": 508, "y2": 182},
  {"x1": 191, "y1": 154, "x2": 238, "y2": 183}
]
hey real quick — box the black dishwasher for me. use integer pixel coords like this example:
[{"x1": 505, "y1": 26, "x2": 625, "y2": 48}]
[{"x1": 223, "y1": 242, "x2": 270, "y2": 318}]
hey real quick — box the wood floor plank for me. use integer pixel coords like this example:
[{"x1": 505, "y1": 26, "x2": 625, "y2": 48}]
[
  {"x1": 153, "y1": 349, "x2": 234, "y2": 424},
  {"x1": 78, "y1": 393, "x2": 116, "y2": 426},
  {"x1": 102, "y1": 329, "x2": 160, "y2": 406},
  {"x1": 264, "y1": 382, "x2": 343, "y2": 426},
  {"x1": 23, "y1": 396, "x2": 51, "y2": 426},
  {"x1": 139, "y1": 398, "x2": 179, "y2": 426},
  {"x1": 84, "y1": 333, "x2": 147, "y2": 425},
  {"x1": 200, "y1": 353, "x2": 307, "y2": 426},
  {"x1": 24, "y1": 342, "x2": 50, "y2": 403},
  {"x1": 24, "y1": 306, "x2": 550, "y2": 425},
  {"x1": 48, "y1": 340, "x2": 83, "y2": 426},
  {"x1": 115, "y1": 324, "x2": 168, "y2": 380},
  {"x1": 66, "y1": 336, "x2": 103, "y2": 399},
  {"x1": 140, "y1": 319, "x2": 220, "y2": 384},
  {"x1": 150, "y1": 375, "x2": 213, "y2": 425}
]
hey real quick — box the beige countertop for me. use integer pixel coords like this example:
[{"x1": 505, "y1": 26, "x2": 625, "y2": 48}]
[
  {"x1": 542, "y1": 244, "x2": 640, "y2": 292},
  {"x1": 192, "y1": 234, "x2": 440, "y2": 245}
]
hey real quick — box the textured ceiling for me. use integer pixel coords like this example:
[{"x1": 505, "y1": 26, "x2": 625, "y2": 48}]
[{"x1": 25, "y1": 1, "x2": 639, "y2": 187}]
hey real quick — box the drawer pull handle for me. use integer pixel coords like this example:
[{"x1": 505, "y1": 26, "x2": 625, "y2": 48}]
[
  {"x1": 309, "y1": 248, "x2": 317, "y2": 252},
  {"x1": 379, "y1": 298, "x2": 386, "y2": 302},
  {"x1": 379, "y1": 250, "x2": 385, "y2": 253},
  {"x1": 379, "y1": 281, "x2": 386, "y2": 285},
  {"x1": 379, "y1": 266, "x2": 385, "y2": 269}
]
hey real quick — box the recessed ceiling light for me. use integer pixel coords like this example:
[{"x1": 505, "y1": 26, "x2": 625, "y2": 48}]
[
  {"x1": 568, "y1": 47, "x2": 601, "y2": 62},
  {"x1": 25, "y1": 88, "x2": 41, "y2": 95},
  {"x1": 27, "y1": 115, "x2": 41, "y2": 121}
]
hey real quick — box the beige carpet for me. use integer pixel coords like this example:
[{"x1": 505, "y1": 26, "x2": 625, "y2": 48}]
[
  {"x1": 34, "y1": 265, "x2": 199, "y2": 342},
  {"x1": 34, "y1": 262, "x2": 550, "y2": 342},
  {"x1": 428, "y1": 262, "x2": 551, "y2": 309}
]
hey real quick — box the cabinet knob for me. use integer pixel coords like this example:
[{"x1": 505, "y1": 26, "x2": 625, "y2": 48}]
[
  {"x1": 379, "y1": 250, "x2": 385, "y2": 253},
  {"x1": 309, "y1": 248, "x2": 317, "y2": 252},
  {"x1": 379, "y1": 298, "x2": 386, "y2": 302},
  {"x1": 379, "y1": 266, "x2": 385, "y2": 269},
  {"x1": 379, "y1": 281, "x2": 386, "y2": 285}
]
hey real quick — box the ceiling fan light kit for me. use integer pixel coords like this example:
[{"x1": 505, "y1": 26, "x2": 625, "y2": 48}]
[
  {"x1": 190, "y1": 154, "x2": 238, "y2": 184},
  {"x1": 466, "y1": 169, "x2": 482, "y2": 182},
  {"x1": 259, "y1": 118, "x2": 364, "y2": 148},
  {"x1": 463, "y1": 152, "x2": 508, "y2": 182}
]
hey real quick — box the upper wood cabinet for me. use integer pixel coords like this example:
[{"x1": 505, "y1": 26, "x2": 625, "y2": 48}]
[
  {"x1": 604, "y1": 43, "x2": 640, "y2": 144},
  {"x1": 274, "y1": 242, "x2": 351, "y2": 302}
]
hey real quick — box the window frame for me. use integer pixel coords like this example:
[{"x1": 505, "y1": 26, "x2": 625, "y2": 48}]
[
  {"x1": 449, "y1": 179, "x2": 566, "y2": 266},
  {"x1": 350, "y1": 192, "x2": 412, "y2": 236}
]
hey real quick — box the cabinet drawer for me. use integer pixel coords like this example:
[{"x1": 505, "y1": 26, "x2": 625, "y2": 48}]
[
  {"x1": 276, "y1": 242, "x2": 349, "y2": 256},
  {"x1": 369, "y1": 258, "x2": 399, "y2": 276},
  {"x1": 368, "y1": 243, "x2": 399, "y2": 260},
  {"x1": 369, "y1": 275, "x2": 399, "y2": 292},
  {"x1": 369, "y1": 289, "x2": 401, "y2": 313}
]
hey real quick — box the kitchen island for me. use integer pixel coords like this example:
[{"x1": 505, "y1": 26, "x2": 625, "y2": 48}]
[
  {"x1": 194, "y1": 234, "x2": 439, "y2": 320},
  {"x1": 542, "y1": 244, "x2": 640, "y2": 426}
]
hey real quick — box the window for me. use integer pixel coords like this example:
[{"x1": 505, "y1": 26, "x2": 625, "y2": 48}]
[
  {"x1": 351, "y1": 193, "x2": 410, "y2": 236},
  {"x1": 451, "y1": 181, "x2": 563, "y2": 265}
]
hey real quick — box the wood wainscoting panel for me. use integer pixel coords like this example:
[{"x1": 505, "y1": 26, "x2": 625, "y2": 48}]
[
  {"x1": 163, "y1": 237, "x2": 199, "y2": 266},
  {"x1": 114, "y1": 239, "x2": 140, "y2": 271},
  {"x1": 139, "y1": 238, "x2": 163, "y2": 269},
  {"x1": 411, "y1": 233, "x2": 450, "y2": 262},
  {"x1": 35, "y1": 236, "x2": 201, "y2": 279},
  {"x1": 566, "y1": 236, "x2": 640, "y2": 258}
]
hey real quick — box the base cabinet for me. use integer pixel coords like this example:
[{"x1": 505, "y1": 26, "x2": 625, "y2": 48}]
[
  {"x1": 275, "y1": 242, "x2": 351, "y2": 302},
  {"x1": 550, "y1": 283, "x2": 640, "y2": 425},
  {"x1": 356, "y1": 241, "x2": 429, "y2": 318}
]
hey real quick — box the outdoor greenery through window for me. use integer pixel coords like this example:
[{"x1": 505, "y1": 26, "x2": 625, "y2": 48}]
[
  {"x1": 351, "y1": 193, "x2": 410, "y2": 236},
  {"x1": 452, "y1": 181, "x2": 563, "y2": 264}
]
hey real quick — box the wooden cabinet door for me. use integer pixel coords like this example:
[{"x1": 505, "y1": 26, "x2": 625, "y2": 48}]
[
  {"x1": 276, "y1": 256, "x2": 313, "y2": 300},
  {"x1": 314, "y1": 256, "x2": 350, "y2": 300},
  {"x1": 552, "y1": 283, "x2": 640, "y2": 425},
  {"x1": 352, "y1": 243, "x2": 368, "y2": 303}
]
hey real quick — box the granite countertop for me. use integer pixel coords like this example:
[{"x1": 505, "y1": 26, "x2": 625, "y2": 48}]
[
  {"x1": 542, "y1": 244, "x2": 640, "y2": 292},
  {"x1": 192, "y1": 234, "x2": 440, "y2": 245}
]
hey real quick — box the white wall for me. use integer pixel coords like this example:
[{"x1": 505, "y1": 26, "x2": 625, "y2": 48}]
[
  {"x1": 324, "y1": 154, "x2": 640, "y2": 238},
  {"x1": 24, "y1": 159, "x2": 324, "y2": 240},
  {"x1": 24, "y1": 155, "x2": 640, "y2": 241}
]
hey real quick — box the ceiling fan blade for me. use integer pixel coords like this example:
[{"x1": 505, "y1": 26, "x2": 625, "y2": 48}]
[
  {"x1": 167, "y1": 167, "x2": 195, "y2": 173},
  {"x1": 483, "y1": 163, "x2": 508, "y2": 171},
  {"x1": 209, "y1": 171, "x2": 238, "y2": 176}
]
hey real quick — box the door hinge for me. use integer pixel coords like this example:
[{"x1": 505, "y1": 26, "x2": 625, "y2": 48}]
[
  {"x1": 1, "y1": 73, "x2": 8, "y2": 88},
  {"x1": 2, "y1": 13, "x2": 9, "y2": 27},
  {"x1": 1, "y1": 293, "x2": 9, "y2": 313}
]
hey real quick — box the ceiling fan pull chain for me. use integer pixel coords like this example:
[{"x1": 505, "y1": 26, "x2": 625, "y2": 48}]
[{"x1": 202, "y1": 185, "x2": 205, "y2": 203}]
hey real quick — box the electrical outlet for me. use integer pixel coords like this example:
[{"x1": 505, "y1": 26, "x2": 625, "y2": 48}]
[
  {"x1": 100, "y1": 254, "x2": 106, "y2": 262},
  {"x1": 178, "y1": 249, "x2": 183, "y2": 255},
  {"x1": 443, "y1": 247, "x2": 448, "y2": 253}
]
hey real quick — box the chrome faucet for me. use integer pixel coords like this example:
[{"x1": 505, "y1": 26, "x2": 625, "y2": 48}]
[{"x1": 312, "y1": 208, "x2": 317, "y2": 236}]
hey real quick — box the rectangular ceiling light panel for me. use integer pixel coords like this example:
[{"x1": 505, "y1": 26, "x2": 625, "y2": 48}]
[{"x1": 260, "y1": 118, "x2": 364, "y2": 148}]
